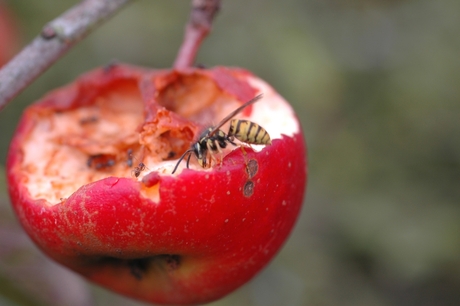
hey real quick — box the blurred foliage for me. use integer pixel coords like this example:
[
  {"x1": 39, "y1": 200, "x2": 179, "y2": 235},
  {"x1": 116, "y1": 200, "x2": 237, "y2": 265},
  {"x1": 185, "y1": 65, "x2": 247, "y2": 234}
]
[{"x1": 1, "y1": 0, "x2": 460, "y2": 305}]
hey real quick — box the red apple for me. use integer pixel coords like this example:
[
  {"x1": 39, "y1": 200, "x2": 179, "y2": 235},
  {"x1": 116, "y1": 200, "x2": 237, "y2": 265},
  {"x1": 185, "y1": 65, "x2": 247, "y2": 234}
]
[{"x1": 7, "y1": 64, "x2": 307, "y2": 305}]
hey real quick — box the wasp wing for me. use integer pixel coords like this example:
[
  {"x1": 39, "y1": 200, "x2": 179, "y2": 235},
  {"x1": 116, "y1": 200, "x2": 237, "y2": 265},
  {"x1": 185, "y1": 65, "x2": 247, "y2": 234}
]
[{"x1": 208, "y1": 93, "x2": 263, "y2": 136}]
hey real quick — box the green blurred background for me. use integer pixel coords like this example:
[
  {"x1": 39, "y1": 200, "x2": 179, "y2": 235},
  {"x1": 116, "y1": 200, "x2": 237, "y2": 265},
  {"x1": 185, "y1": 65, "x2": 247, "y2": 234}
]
[{"x1": 1, "y1": 0, "x2": 460, "y2": 305}]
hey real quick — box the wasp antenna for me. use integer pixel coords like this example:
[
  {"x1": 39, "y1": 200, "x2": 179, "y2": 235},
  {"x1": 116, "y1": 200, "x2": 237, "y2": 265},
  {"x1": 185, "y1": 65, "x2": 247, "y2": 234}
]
[
  {"x1": 186, "y1": 152, "x2": 193, "y2": 169},
  {"x1": 172, "y1": 149, "x2": 194, "y2": 174}
]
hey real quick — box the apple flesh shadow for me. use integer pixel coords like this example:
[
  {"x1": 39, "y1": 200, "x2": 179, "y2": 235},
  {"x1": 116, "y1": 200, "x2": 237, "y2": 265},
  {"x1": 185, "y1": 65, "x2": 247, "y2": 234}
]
[{"x1": 7, "y1": 65, "x2": 307, "y2": 305}]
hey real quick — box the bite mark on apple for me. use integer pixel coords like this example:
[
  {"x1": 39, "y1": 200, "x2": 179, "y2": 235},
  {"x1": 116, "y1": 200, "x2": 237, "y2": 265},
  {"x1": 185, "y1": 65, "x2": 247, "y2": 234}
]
[
  {"x1": 243, "y1": 180, "x2": 255, "y2": 197},
  {"x1": 142, "y1": 171, "x2": 161, "y2": 187},
  {"x1": 245, "y1": 159, "x2": 258, "y2": 178},
  {"x1": 140, "y1": 172, "x2": 161, "y2": 202}
]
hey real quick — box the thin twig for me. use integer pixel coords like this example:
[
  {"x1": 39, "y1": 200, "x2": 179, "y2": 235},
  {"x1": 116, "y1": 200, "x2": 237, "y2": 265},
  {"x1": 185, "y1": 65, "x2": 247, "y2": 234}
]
[
  {"x1": 173, "y1": 0, "x2": 221, "y2": 69},
  {"x1": 0, "y1": 0, "x2": 132, "y2": 112}
]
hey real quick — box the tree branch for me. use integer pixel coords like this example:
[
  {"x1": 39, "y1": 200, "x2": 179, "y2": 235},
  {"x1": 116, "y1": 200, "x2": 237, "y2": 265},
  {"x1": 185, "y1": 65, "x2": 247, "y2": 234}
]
[
  {"x1": 0, "y1": 0, "x2": 132, "y2": 112},
  {"x1": 173, "y1": 0, "x2": 221, "y2": 69}
]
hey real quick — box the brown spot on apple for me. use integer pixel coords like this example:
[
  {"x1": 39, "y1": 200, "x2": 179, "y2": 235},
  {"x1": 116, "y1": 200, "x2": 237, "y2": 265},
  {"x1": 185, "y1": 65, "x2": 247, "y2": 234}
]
[
  {"x1": 243, "y1": 180, "x2": 255, "y2": 197},
  {"x1": 127, "y1": 255, "x2": 181, "y2": 280},
  {"x1": 246, "y1": 159, "x2": 258, "y2": 178}
]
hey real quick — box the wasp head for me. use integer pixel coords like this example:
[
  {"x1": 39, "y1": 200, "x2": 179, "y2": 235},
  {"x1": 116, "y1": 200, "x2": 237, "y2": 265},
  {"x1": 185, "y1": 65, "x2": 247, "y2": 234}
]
[{"x1": 194, "y1": 141, "x2": 208, "y2": 168}]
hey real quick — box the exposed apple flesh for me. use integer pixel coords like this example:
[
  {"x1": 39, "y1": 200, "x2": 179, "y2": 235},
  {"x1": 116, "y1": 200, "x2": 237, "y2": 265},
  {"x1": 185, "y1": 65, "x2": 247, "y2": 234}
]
[{"x1": 7, "y1": 64, "x2": 307, "y2": 305}]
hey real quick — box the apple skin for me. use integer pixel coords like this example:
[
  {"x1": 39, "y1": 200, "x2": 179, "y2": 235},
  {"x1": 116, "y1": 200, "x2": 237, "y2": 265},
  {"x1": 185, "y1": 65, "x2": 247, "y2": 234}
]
[{"x1": 7, "y1": 65, "x2": 307, "y2": 305}]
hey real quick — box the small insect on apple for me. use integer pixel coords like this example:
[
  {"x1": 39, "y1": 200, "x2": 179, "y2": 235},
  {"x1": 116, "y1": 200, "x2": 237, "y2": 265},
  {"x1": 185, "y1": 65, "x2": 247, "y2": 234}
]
[
  {"x1": 132, "y1": 162, "x2": 147, "y2": 178},
  {"x1": 172, "y1": 93, "x2": 271, "y2": 174},
  {"x1": 126, "y1": 148, "x2": 149, "y2": 178}
]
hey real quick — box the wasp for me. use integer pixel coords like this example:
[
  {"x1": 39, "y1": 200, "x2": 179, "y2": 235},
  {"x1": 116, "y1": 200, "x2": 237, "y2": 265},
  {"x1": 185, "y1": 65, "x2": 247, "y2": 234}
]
[{"x1": 171, "y1": 94, "x2": 271, "y2": 174}]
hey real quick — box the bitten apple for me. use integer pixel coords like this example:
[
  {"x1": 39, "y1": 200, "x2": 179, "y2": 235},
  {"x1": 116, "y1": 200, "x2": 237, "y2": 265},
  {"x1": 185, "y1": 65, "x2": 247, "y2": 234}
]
[{"x1": 7, "y1": 64, "x2": 307, "y2": 305}]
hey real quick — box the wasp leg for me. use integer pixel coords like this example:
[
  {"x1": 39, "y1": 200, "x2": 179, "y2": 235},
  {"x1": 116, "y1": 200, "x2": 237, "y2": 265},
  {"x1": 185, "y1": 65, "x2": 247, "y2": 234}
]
[
  {"x1": 227, "y1": 136, "x2": 237, "y2": 146},
  {"x1": 239, "y1": 141, "x2": 256, "y2": 155},
  {"x1": 186, "y1": 152, "x2": 192, "y2": 169},
  {"x1": 213, "y1": 139, "x2": 225, "y2": 167},
  {"x1": 206, "y1": 141, "x2": 218, "y2": 168}
]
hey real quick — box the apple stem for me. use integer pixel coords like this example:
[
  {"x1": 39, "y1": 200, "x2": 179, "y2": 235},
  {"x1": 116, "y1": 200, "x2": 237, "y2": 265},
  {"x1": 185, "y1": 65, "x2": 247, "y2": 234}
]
[
  {"x1": 0, "y1": 0, "x2": 131, "y2": 112},
  {"x1": 173, "y1": 0, "x2": 221, "y2": 69}
]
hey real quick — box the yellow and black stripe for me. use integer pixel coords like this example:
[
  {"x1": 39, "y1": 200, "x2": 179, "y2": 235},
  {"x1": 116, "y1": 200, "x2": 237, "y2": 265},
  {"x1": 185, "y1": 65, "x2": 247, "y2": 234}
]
[{"x1": 228, "y1": 119, "x2": 271, "y2": 145}]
